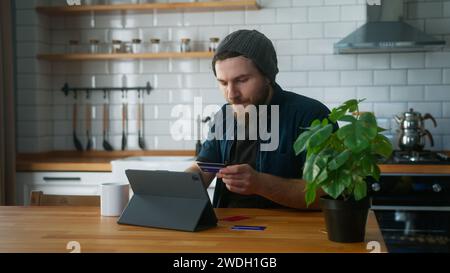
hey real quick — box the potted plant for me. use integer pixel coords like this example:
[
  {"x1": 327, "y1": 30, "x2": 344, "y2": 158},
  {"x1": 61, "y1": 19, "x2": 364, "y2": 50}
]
[{"x1": 293, "y1": 99, "x2": 393, "y2": 243}]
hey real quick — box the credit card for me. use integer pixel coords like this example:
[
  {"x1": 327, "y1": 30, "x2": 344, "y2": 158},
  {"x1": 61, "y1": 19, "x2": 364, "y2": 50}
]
[
  {"x1": 220, "y1": 216, "x2": 251, "y2": 222},
  {"x1": 196, "y1": 161, "x2": 226, "y2": 173},
  {"x1": 231, "y1": 225, "x2": 266, "y2": 231}
]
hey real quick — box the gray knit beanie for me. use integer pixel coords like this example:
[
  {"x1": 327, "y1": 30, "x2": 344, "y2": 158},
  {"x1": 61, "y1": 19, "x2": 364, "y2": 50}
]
[{"x1": 212, "y1": 29, "x2": 279, "y2": 83}]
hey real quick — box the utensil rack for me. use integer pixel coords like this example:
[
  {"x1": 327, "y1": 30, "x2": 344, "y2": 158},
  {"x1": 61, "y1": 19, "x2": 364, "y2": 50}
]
[{"x1": 61, "y1": 82, "x2": 153, "y2": 97}]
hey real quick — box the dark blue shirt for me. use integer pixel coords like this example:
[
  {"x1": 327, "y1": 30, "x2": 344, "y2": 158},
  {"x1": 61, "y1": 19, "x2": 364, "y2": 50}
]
[{"x1": 197, "y1": 83, "x2": 335, "y2": 208}]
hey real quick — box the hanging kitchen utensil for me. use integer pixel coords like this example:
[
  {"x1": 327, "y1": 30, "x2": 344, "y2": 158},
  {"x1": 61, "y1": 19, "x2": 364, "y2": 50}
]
[
  {"x1": 102, "y1": 90, "x2": 114, "y2": 151},
  {"x1": 72, "y1": 94, "x2": 83, "y2": 151},
  {"x1": 138, "y1": 89, "x2": 146, "y2": 150},
  {"x1": 86, "y1": 91, "x2": 94, "y2": 151},
  {"x1": 121, "y1": 90, "x2": 128, "y2": 151}
]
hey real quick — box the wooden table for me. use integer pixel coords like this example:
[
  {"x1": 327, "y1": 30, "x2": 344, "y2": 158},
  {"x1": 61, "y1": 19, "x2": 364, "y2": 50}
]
[{"x1": 0, "y1": 207, "x2": 386, "y2": 253}]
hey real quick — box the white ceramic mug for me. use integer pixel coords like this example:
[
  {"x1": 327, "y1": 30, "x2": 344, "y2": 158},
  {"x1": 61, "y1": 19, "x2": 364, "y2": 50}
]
[{"x1": 100, "y1": 183, "x2": 130, "y2": 217}]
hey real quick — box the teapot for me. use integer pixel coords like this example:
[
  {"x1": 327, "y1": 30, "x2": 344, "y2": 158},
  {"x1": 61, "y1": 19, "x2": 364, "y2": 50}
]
[{"x1": 394, "y1": 108, "x2": 437, "y2": 151}]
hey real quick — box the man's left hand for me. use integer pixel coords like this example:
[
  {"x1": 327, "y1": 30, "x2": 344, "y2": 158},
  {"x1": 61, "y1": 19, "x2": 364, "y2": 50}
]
[{"x1": 216, "y1": 164, "x2": 261, "y2": 195}]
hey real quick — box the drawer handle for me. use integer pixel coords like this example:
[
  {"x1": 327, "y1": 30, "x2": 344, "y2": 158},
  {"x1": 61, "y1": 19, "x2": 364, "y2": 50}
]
[{"x1": 43, "y1": 177, "x2": 82, "y2": 182}]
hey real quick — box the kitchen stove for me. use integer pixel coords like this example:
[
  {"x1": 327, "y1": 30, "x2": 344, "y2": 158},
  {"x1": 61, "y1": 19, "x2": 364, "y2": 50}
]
[
  {"x1": 381, "y1": 150, "x2": 450, "y2": 164},
  {"x1": 371, "y1": 150, "x2": 450, "y2": 253}
]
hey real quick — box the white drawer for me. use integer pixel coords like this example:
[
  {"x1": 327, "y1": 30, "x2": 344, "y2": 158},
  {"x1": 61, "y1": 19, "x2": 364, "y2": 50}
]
[{"x1": 17, "y1": 172, "x2": 113, "y2": 185}]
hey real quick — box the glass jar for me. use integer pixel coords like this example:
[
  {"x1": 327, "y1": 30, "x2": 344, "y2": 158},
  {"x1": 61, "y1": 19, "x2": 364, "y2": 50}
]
[
  {"x1": 131, "y1": 38, "x2": 142, "y2": 53},
  {"x1": 89, "y1": 39, "x2": 100, "y2": 54},
  {"x1": 112, "y1": 40, "x2": 122, "y2": 53},
  {"x1": 68, "y1": 40, "x2": 80, "y2": 54},
  {"x1": 180, "y1": 38, "x2": 191, "y2": 53},
  {"x1": 209, "y1": 37, "x2": 220, "y2": 52},
  {"x1": 150, "y1": 38, "x2": 160, "y2": 53}
]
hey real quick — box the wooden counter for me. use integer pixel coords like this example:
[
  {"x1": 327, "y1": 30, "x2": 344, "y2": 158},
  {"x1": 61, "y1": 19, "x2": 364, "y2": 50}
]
[
  {"x1": 0, "y1": 206, "x2": 386, "y2": 253},
  {"x1": 16, "y1": 150, "x2": 196, "y2": 172},
  {"x1": 16, "y1": 151, "x2": 450, "y2": 174}
]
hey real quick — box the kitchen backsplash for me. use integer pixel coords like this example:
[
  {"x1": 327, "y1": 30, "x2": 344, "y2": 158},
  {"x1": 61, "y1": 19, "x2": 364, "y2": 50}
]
[{"x1": 15, "y1": 0, "x2": 450, "y2": 152}]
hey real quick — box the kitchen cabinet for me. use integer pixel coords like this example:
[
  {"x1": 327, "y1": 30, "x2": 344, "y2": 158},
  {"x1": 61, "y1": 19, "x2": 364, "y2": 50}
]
[
  {"x1": 16, "y1": 171, "x2": 113, "y2": 205},
  {"x1": 35, "y1": 0, "x2": 260, "y2": 62}
]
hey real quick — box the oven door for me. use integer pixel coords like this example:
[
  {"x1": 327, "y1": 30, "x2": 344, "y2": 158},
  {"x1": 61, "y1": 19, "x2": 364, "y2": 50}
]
[
  {"x1": 368, "y1": 174, "x2": 450, "y2": 253},
  {"x1": 369, "y1": 174, "x2": 450, "y2": 210}
]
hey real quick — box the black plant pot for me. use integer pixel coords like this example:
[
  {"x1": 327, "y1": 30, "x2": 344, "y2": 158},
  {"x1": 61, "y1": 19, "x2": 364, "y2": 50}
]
[{"x1": 320, "y1": 195, "x2": 370, "y2": 243}]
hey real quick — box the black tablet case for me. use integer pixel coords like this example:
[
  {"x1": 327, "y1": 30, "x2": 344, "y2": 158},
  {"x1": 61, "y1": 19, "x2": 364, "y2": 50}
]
[{"x1": 118, "y1": 170, "x2": 217, "y2": 232}]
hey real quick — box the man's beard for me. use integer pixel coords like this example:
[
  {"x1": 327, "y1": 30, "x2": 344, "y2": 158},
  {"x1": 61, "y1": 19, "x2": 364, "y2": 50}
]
[{"x1": 231, "y1": 84, "x2": 271, "y2": 138}]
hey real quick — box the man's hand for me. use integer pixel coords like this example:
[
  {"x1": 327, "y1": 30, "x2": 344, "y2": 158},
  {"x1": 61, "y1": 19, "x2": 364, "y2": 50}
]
[{"x1": 216, "y1": 164, "x2": 261, "y2": 195}]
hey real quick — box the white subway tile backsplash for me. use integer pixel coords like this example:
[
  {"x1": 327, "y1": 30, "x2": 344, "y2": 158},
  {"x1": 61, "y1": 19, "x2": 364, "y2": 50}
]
[
  {"x1": 246, "y1": 9, "x2": 277, "y2": 24},
  {"x1": 408, "y1": 69, "x2": 442, "y2": 85},
  {"x1": 293, "y1": 0, "x2": 324, "y2": 7},
  {"x1": 276, "y1": 40, "x2": 308, "y2": 55},
  {"x1": 276, "y1": 8, "x2": 308, "y2": 23},
  {"x1": 260, "y1": 24, "x2": 292, "y2": 40},
  {"x1": 324, "y1": 22, "x2": 356, "y2": 38},
  {"x1": 444, "y1": 103, "x2": 450, "y2": 118},
  {"x1": 292, "y1": 88, "x2": 325, "y2": 101},
  {"x1": 260, "y1": 0, "x2": 291, "y2": 8},
  {"x1": 309, "y1": 71, "x2": 340, "y2": 86},
  {"x1": 341, "y1": 70, "x2": 373, "y2": 86},
  {"x1": 184, "y1": 12, "x2": 214, "y2": 26},
  {"x1": 340, "y1": 5, "x2": 366, "y2": 22},
  {"x1": 308, "y1": 39, "x2": 336, "y2": 54},
  {"x1": 154, "y1": 11, "x2": 183, "y2": 27},
  {"x1": 374, "y1": 103, "x2": 407, "y2": 118},
  {"x1": 425, "y1": 52, "x2": 450, "y2": 68},
  {"x1": 407, "y1": 2, "x2": 443, "y2": 19},
  {"x1": 294, "y1": 55, "x2": 324, "y2": 71},
  {"x1": 308, "y1": 6, "x2": 340, "y2": 22},
  {"x1": 374, "y1": 70, "x2": 407, "y2": 85},
  {"x1": 214, "y1": 11, "x2": 245, "y2": 25},
  {"x1": 15, "y1": 1, "x2": 450, "y2": 152},
  {"x1": 357, "y1": 54, "x2": 390, "y2": 69},
  {"x1": 277, "y1": 72, "x2": 308, "y2": 87},
  {"x1": 324, "y1": 54, "x2": 356, "y2": 70},
  {"x1": 278, "y1": 56, "x2": 293, "y2": 71},
  {"x1": 390, "y1": 86, "x2": 424, "y2": 102},
  {"x1": 445, "y1": 69, "x2": 450, "y2": 84},
  {"x1": 292, "y1": 23, "x2": 323, "y2": 39},
  {"x1": 324, "y1": 87, "x2": 356, "y2": 102},
  {"x1": 425, "y1": 85, "x2": 450, "y2": 101},
  {"x1": 408, "y1": 102, "x2": 443, "y2": 118},
  {"x1": 426, "y1": 18, "x2": 450, "y2": 35},
  {"x1": 391, "y1": 53, "x2": 425, "y2": 69},
  {"x1": 357, "y1": 86, "x2": 390, "y2": 102}
]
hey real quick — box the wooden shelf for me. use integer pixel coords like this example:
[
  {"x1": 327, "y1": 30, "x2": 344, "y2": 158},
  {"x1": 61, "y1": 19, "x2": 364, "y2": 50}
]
[
  {"x1": 36, "y1": 0, "x2": 260, "y2": 15},
  {"x1": 37, "y1": 51, "x2": 214, "y2": 61}
]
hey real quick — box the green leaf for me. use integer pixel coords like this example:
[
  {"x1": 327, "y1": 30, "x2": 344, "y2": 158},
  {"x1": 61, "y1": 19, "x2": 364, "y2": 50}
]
[
  {"x1": 303, "y1": 153, "x2": 317, "y2": 182},
  {"x1": 323, "y1": 179, "x2": 346, "y2": 199},
  {"x1": 305, "y1": 183, "x2": 317, "y2": 207},
  {"x1": 328, "y1": 149, "x2": 351, "y2": 171},
  {"x1": 358, "y1": 112, "x2": 378, "y2": 140},
  {"x1": 322, "y1": 118, "x2": 329, "y2": 126},
  {"x1": 353, "y1": 176, "x2": 367, "y2": 201},
  {"x1": 293, "y1": 130, "x2": 313, "y2": 155},
  {"x1": 310, "y1": 119, "x2": 321, "y2": 127},
  {"x1": 371, "y1": 134, "x2": 393, "y2": 158},
  {"x1": 336, "y1": 123, "x2": 370, "y2": 153},
  {"x1": 338, "y1": 169, "x2": 352, "y2": 187},
  {"x1": 329, "y1": 107, "x2": 347, "y2": 123},
  {"x1": 343, "y1": 99, "x2": 359, "y2": 113},
  {"x1": 307, "y1": 124, "x2": 333, "y2": 149},
  {"x1": 338, "y1": 115, "x2": 357, "y2": 123}
]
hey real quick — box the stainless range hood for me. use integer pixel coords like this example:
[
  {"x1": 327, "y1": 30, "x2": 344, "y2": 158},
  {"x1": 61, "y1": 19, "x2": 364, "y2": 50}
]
[{"x1": 334, "y1": 0, "x2": 446, "y2": 54}]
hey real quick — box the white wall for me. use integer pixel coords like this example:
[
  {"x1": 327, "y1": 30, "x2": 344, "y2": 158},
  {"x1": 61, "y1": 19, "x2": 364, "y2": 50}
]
[{"x1": 15, "y1": 0, "x2": 450, "y2": 152}]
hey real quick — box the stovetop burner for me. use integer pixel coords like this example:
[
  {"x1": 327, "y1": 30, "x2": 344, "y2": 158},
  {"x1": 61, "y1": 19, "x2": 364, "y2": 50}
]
[{"x1": 381, "y1": 150, "x2": 450, "y2": 165}]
